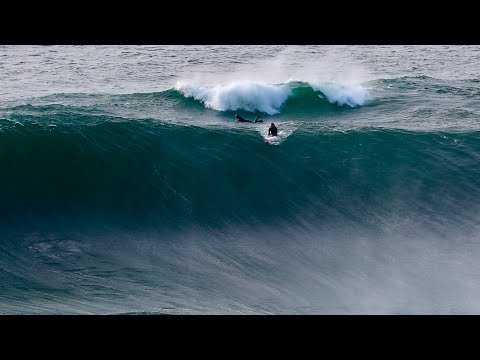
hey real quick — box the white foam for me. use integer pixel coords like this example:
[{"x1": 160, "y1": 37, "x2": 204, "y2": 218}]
[
  {"x1": 175, "y1": 81, "x2": 291, "y2": 115},
  {"x1": 263, "y1": 134, "x2": 283, "y2": 145},
  {"x1": 310, "y1": 82, "x2": 371, "y2": 107}
]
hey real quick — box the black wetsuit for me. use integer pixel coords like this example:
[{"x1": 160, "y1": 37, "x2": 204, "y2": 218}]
[
  {"x1": 236, "y1": 115, "x2": 252, "y2": 123},
  {"x1": 268, "y1": 125, "x2": 278, "y2": 136},
  {"x1": 236, "y1": 115, "x2": 263, "y2": 123}
]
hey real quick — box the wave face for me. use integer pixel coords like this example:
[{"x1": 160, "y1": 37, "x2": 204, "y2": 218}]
[
  {"x1": 1, "y1": 116, "x2": 479, "y2": 229},
  {"x1": 2, "y1": 108, "x2": 480, "y2": 315},
  {"x1": 2, "y1": 46, "x2": 480, "y2": 314}
]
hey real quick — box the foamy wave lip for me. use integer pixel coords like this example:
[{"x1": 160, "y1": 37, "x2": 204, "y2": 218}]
[
  {"x1": 310, "y1": 83, "x2": 371, "y2": 107},
  {"x1": 175, "y1": 81, "x2": 291, "y2": 115}
]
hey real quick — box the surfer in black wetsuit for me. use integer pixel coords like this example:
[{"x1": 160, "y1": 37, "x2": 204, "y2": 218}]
[
  {"x1": 268, "y1": 123, "x2": 278, "y2": 136},
  {"x1": 235, "y1": 114, "x2": 263, "y2": 123}
]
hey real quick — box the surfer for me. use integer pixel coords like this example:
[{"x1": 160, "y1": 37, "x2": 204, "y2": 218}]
[
  {"x1": 268, "y1": 123, "x2": 278, "y2": 137},
  {"x1": 235, "y1": 114, "x2": 263, "y2": 123}
]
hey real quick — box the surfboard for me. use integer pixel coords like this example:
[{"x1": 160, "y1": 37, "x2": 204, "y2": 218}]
[{"x1": 264, "y1": 136, "x2": 280, "y2": 144}]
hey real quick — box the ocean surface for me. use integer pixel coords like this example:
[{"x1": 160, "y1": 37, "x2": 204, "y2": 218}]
[{"x1": 1, "y1": 45, "x2": 480, "y2": 314}]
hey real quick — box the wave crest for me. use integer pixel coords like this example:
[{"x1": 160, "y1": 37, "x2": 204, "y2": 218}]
[
  {"x1": 175, "y1": 80, "x2": 371, "y2": 114},
  {"x1": 312, "y1": 83, "x2": 371, "y2": 107},
  {"x1": 175, "y1": 81, "x2": 291, "y2": 115}
]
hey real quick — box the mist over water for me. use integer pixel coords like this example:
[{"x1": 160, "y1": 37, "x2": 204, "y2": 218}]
[{"x1": 1, "y1": 46, "x2": 480, "y2": 314}]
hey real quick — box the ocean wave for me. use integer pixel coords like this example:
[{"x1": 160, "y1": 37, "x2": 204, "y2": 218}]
[
  {"x1": 1, "y1": 116, "x2": 478, "y2": 229},
  {"x1": 175, "y1": 80, "x2": 371, "y2": 114}
]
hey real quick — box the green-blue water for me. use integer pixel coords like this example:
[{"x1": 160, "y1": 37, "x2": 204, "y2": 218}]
[{"x1": 1, "y1": 46, "x2": 480, "y2": 314}]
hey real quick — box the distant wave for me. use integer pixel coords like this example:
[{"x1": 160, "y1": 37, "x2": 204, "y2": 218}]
[{"x1": 175, "y1": 80, "x2": 371, "y2": 114}]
